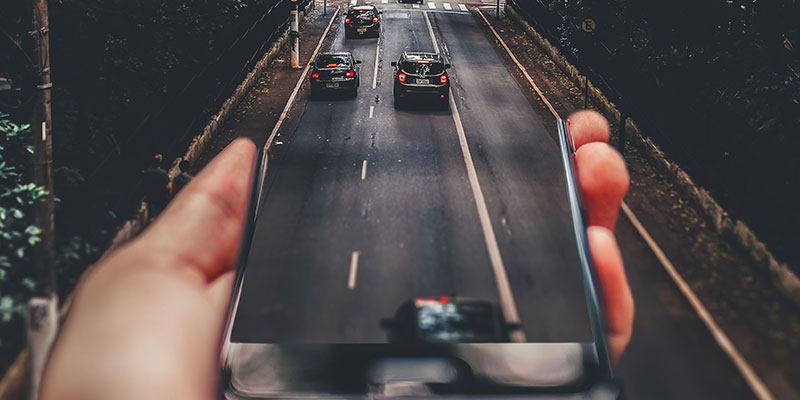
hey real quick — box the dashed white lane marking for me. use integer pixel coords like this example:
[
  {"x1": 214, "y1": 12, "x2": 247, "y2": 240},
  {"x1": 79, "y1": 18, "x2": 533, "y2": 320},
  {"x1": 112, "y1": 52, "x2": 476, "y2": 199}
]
[
  {"x1": 443, "y1": 2, "x2": 452, "y2": 10},
  {"x1": 265, "y1": 10, "x2": 339, "y2": 150},
  {"x1": 361, "y1": 160, "x2": 368, "y2": 180},
  {"x1": 476, "y1": 8, "x2": 775, "y2": 399},
  {"x1": 382, "y1": 0, "x2": 388, "y2": 3},
  {"x1": 369, "y1": 105, "x2": 375, "y2": 118},
  {"x1": 428, "y1": 2, "x2": 436, "y2": 8},
  {"x1": 348, "y1": 251, "x2": 360, "y2": 289},
  {"x1": 350, "y1": 0, "x2": 357, "y2": 5},
  {"x1": 412, "y1": 4, "x2": 420, "y2": 8},
  {"x1": 372, "y1": 43, "x2": 380, "y2": 89},
  {"x1": 458, "y1": 3, "x2": 468, "y2": 11}
]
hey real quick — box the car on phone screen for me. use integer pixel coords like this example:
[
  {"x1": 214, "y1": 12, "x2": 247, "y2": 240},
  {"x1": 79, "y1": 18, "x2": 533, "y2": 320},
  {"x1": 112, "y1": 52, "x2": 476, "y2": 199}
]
[
  {"x1": 309, "y1": 52, "x2": 362, "y2": 98},
  {"x1": 345, "y1": 5, "x2": 381, "y2": 38},
  {"x1": 391, "y1": 52, "x2": 451, "y2": 110},
  {"x1": 381, "y1": 297, "x2": 512, "y2": 344}
]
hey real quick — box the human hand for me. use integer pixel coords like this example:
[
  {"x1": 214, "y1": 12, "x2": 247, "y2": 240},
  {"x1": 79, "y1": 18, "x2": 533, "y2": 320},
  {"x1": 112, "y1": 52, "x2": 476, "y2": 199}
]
[
  {"x1": 41, "y1": 139, "x2": 258, "y2": 400},
  {"x1": 41, "y1": 111, "x2": 633, "y2": 399},
  {"x1": 568, "y1": 110, "x2": 634, "y2": 364}
]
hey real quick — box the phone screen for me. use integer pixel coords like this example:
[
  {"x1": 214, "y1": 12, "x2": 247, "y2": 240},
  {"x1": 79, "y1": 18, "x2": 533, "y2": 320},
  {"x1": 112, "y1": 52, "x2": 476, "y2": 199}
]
[{"x1": 219, "y1": 120, "x2": 616, "y2": 398}]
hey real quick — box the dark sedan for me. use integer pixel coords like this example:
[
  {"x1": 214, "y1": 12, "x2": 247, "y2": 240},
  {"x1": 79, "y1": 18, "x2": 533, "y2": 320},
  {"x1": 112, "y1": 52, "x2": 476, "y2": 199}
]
[
  {"x1": 344, "y1": 5, "x2": 381, "y2": 39},
  {"x1": 392, "y1": 51, "x2": 451, "y2": 110},
  {"x1": 309, "y1": 52, "x2": 361, "y2": 98}
]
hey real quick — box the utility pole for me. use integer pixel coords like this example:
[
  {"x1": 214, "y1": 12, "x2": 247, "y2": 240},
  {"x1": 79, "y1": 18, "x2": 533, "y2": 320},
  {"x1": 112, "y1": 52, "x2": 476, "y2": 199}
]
[
  {"x1": 28, "y1": 0, "x2": 59, "y2": 398},
  {"x1": 290, "y1": 0, "x2": 300, "y2": 68}
]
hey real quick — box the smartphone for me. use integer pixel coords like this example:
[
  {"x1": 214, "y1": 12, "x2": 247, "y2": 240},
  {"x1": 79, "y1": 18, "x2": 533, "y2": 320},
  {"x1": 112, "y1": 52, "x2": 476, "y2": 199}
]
[{"x1": 218, "y1": 120, "x2": 620, "y2": 399}]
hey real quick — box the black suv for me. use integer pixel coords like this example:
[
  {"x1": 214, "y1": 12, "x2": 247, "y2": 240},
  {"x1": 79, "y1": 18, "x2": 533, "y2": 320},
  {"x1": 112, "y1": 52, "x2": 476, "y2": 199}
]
[
  {"x1": 391, "y1": 52, "x2": 451, "y2": 109},
  {"x1": 344, "y1": 5, "x2": 381, "y2": 39},
  {"x1": 309, "y1": 52, "x2": 361, "y2": 98}
]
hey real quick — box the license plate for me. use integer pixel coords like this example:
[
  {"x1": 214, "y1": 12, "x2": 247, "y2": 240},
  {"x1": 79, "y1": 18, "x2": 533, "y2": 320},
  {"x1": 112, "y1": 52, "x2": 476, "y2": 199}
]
[
  {"x1": 326, "y1": 83, "x2": 339, "y2": 88},
  {"x1": 415, "y1": 78, "x2": 428, "y2": 84},
  {"x1": 357, "y1": 28, "x2": 367, "y2": 33}
]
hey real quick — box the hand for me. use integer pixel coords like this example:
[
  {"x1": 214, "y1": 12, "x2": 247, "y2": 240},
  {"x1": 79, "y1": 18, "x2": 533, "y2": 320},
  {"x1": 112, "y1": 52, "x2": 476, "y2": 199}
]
[
  {"x1": 569, "y1": 110, "x2": 634, "y2": 363},
  {"x1": 41, "y1": 139, "x2": 258, "y2": 400},
  {"x1": 41, "y1": 111, "x2": 634, "y2": 399}
]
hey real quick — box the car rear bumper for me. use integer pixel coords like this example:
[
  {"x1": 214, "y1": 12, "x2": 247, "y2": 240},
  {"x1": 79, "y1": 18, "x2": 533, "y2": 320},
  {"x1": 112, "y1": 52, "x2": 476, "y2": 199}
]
[
  {"x1": 394, "y1": 84, "x2": 449, "y2": 98},
  {"x1": 345, "y1": 24, "x2": 380, "y2": 36},
  {"x1": 311, "y1": 78, "x2": 358, "y2": 91}
]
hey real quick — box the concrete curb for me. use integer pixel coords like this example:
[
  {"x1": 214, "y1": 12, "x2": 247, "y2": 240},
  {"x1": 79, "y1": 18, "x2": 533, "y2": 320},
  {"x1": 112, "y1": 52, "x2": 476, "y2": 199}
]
[
  {"x1": 0, "y1": 5, "x2": 312, "y2": 398},
  {"x1": 505, "y1": 4, "x2": 800, "y2": 309}
]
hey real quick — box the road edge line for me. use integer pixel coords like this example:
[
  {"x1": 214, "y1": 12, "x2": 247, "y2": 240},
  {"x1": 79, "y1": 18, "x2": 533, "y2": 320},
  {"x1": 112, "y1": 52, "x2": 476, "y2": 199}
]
[
  {"x1": 476, "y1": 8, "x2": 775, "y2": 400},
  {"x1": 265, "y1": 8, "x2": 340, "y2": 150}
]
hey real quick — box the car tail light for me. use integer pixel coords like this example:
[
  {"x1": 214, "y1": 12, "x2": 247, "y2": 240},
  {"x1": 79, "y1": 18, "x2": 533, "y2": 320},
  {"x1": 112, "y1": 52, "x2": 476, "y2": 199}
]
[
  {"x1": 345, "y1": 17, "x2": 351, "y2": 23},
  {"x1": 398, "y1": 72, "x2": 406, "y2": 82},
  {"x1": 439, "y1": 296, "x2": 448, "y2": 303},
  {"x1": 346, "y1": 70, "x2": 355, "y2": 77},
  {"x1": 372, "y1": 17, "x2": 379, "y2": 23},
  {"x1": 311, "y1": 73, "x2": 320, "y2": 79},
  {"x1": 440, "y1": 74, "x2": 447, "y2": 84}
]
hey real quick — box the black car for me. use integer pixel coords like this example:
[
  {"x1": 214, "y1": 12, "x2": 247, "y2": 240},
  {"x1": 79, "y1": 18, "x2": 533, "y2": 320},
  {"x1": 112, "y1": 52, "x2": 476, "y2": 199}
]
[
  {"x1": 309, "y1": 52, "x2": 361, "y2": 98},
  {"x1": 344, "y1": 5, "x2": 381, "y2": 39},
  {"x1": 391, "y1": 52, "x2": 451, "y2": 109},
  {"x1": 381, "y1": 297, "x2": 513, "y2": 344}
]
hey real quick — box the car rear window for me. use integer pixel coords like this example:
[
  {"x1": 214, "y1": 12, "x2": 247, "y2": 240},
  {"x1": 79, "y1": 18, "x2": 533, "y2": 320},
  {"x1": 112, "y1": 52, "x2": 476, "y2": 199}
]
[
  {"x1": 401, "y1": 60, "x2": 444, "y2": 75},
  {"x1": 316, "y1": 55, "x2": 350, "y2": 68},
  {"x1": 348, "y1": 8, "x2": 376, "y2": 18}
]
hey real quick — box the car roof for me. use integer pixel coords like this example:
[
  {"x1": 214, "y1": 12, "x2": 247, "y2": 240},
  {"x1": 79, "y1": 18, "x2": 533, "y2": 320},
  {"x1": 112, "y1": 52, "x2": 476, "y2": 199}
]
[
  {"x1": 402, "y1": 52, "x2": 443, "y2": 62},
  {"x1": 318, "y1": 51, "x2": 352, "y2": 57},
  {"x1": 349, "y1": 5, "x2": 377, "y2": 11}
]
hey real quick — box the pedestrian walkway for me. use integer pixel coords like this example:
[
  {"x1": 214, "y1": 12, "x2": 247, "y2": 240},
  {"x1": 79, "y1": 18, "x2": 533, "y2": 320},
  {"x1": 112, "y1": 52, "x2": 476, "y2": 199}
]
[{"x1": 348, "y1": 0, "x2": 476, "y2": 12}]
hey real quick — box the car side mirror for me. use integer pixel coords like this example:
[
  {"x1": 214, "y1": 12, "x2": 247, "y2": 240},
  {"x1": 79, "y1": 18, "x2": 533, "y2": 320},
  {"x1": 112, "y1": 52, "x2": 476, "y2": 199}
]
[
  {"x1": 356, "y1": 60, "x2": 363, "y2": 64},
  {"x1": 445, "y1": 63, "x2": 451, "y2": 69},
  {"x1": 309, "y1": 61, "x2": 314, "y2": 66},
  {"x1": 379, "y1": 10, "x2": 383, "y2": 14},
  {"x1": 391, "y1": 61, "x2": 397, "y2": 67}
]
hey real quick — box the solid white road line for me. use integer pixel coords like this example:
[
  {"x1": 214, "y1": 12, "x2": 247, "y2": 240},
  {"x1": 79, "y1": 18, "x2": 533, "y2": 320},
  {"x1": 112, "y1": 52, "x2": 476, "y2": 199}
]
[
  {"x1": 424, "y1": 7, "x2": 524, "y2": 342},
  {"x1": 361, "y1": 160, "x2": 368, "y2": 180},
  {"x1": 621, "y1": 204, "x2": 775, "y2": 400},
  {"x1": 372, "y1": 43, "x2": 380, "y2": 89},
  {"x1": 476, "y1": 9, "x2": 775, "y2": 399},
  {"x1": 348, "y1": 251, "x2": 360, "y2": 289},
  {"x1": 443, "y1": 2, "x2": 452, "y2": 10},
  {"x1": 428, "y1": 2, "x2": 436, "y2": 9},
  {"x1": 449, "y1": 92, "x2": 525, "y2": 343},
  {"x1": 369, "y1": 105, "x2": 375, "y2": 118},
  {"x1": 458, "y1": 3, "x2": 468, "y2": 11},
  {"x1": 423, "y1": 11, "x2": 439, "y2": 54},
  {"x1": 265, "y1": 10, "x2": 339, "y2": 150}
]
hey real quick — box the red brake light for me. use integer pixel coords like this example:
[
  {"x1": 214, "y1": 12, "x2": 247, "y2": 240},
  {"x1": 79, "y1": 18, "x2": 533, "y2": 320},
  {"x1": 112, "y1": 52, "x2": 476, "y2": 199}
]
[
  {"x1": 327, "y1": 63, "x2": 338, "y2": 67},
  {"x1": 345, "y1": 17, "x2": 351, "y2": 23},
  {"x1": 311, "y1": 72, "x2": 320, "y2": 79},
  {"x1": 417, "y1": 60, "x2": 431, "y2": 64},
  {"x1": 346, "y1": 70, "x2": 355, "y2": 77},
  {"x1": 373, "y1": 17, "x2": 379, "y2": 23},
  {"x1": 440, "y1": 74, "x2": 447, "y2": 84},
  {"x1": 439, "y1": 296, "x2": 448, "y2": 303},
  {"x1": 398, "y1": 72, "x2": 406, "y2": 82}
]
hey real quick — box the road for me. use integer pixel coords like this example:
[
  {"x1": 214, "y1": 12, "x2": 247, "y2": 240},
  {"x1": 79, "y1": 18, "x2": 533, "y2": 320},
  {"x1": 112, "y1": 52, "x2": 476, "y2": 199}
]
[{"x1": 228, "y1": 1, "x2": 761, "y2": 398}]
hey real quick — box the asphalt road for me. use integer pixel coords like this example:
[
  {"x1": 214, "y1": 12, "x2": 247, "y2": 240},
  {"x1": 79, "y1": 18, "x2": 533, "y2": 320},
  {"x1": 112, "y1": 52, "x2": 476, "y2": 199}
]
[{"x1": 229, "y1": 2, "x2": 760, "y2": 398}]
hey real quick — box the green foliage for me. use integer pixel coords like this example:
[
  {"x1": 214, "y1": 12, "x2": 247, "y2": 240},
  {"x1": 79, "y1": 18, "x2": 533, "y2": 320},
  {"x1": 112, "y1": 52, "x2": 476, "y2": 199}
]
[{"x1": 0, "y1": 113, "x2": 42, "y2": 331}]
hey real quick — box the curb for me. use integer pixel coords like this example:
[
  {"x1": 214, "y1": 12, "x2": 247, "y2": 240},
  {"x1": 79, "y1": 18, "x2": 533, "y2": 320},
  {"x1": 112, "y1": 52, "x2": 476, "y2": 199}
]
[
  {"x1": 0, "y1": 5, "x2": 313, "y2": 398},
  {"x1": 504, "y1": 4, "x2": 800, "y2": 309}
]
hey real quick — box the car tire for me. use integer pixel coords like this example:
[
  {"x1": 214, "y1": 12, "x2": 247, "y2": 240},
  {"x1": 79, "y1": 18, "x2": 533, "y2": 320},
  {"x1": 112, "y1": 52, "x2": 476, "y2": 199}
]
[
  {"x1": 440, "y1": 97, "x2": 450, "y2": 110},
  {"x1": 394, "y1": 94, "x2": 403, "y2": 109}
]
